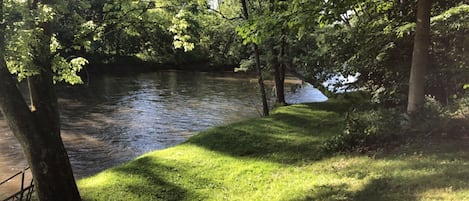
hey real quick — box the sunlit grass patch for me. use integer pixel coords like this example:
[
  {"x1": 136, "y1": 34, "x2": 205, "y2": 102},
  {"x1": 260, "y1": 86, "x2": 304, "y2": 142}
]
[{"x1": 78, "y1": 100, "x2": 469, "y2": 201}]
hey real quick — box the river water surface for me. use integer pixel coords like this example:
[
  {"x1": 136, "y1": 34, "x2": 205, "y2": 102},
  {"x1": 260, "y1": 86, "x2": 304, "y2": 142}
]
[{"x1": 0, "y1": 71, "x2": 326, "y2": 196}]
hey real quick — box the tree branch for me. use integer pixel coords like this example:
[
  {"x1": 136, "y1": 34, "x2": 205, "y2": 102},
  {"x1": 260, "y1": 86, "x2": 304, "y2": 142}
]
[{"x1": 284, "y1": 63, "x2": 333, "y2": 97}]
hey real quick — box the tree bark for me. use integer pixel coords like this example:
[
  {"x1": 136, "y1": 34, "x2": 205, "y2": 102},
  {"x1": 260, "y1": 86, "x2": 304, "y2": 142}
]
[
  {"x1": 407, "y1": 0, "x2": 432, "y2": 113},
  {"x1": 240, "y1": 0, "x2": 269, "y2": 116},
  {"x1": 0, "y1": 1, "x2": 81, "y2": 200},
  {"x1": 0, "y1": 59, "x2": 82, "y2": 201},
  {"x1": 254, "y1": 44, "x2": 270, "y2": 116},
  {"x1": 269, "y1": 0, "x2": 286, "y2": 105},
  {"x1": 271, "y1": 43, "x2": 286, "y2": 105}
]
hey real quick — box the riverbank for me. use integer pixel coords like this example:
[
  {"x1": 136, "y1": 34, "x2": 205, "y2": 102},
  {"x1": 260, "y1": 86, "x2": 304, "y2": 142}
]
[
  {"x1": 78, "y1": 100, "x2": 469, "y2": 201},
  {"x1": 83, "y1": 55, "x2": 237, "y2": 75}
]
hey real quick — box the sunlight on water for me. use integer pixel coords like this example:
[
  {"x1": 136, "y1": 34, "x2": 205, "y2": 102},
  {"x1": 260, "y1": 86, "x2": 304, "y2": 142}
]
[{"x1": 287, "y1": 83, "x2": 328, "y2": 104}]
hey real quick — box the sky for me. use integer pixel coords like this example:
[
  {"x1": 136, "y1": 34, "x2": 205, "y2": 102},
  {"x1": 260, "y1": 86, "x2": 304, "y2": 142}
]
[{"x1": 209, "y1": 0, "x2": 219, "y2": 10}]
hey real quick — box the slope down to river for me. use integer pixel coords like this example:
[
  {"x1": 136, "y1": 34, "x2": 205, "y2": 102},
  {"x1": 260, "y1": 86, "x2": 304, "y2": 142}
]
[{"x1": 78, "y1": 100, "x2": 469, "y2": 201}]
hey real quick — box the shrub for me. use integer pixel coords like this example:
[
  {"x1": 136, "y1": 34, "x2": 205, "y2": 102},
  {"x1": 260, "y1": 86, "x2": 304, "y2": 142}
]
[
  {"x1": 407, "y1": 95, "x2": 461, "y2": 136},
  {"x1": 322, "y1": 108, "x2": 406, "y2": 153},
  {"x1": 452, "y1": 96, "x2": 469, "y2": 119},
  {"x1": 322, "y1": 94, "x2": 469, "y2": 154}
]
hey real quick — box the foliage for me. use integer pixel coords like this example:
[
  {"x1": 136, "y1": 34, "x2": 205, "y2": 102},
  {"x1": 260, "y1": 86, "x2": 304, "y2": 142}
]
[
  {"x1": 395, "y1": 4, "x2": 469, "y2": 105},
  {"x1": 363, "y1": 3, "x2": 469, "y2": 106},
  {"x1": 324, "y1": 94, "x2": 468, "y2": 155},
  {"x1": 279, "y1": 1, "x2": 468, "y2": 106},
  {"x1": 409, "y1": 95, "x2": 469, "y2": 137},
  {"x1": 2, "y1": 0, "x2": 233, "y2": 70},
  {"x1": 452, "y1": 95, "x2": 469, "y2": 119},
  {"x1": 427, "y1": 4, "x2": 469, "y2": 103},
  {"x1": 410, "y1": 96, "x2": 449, "y2": 129},
  {"x1": 169, "y1": 9, "x2": 197, "y2": 52},
  {"x1": 323, "y1": 92, "x2": 469, "y2": 154},
  {"x1": 3, "y1": 0, "x2": 466, "y2": 80},
  {"x1": 51, "y1": 56, "x2": 88, "y2": 84},
  {"x1": 69, "y1": 0, "x2": 245, "y2": 67},
  {"x1": 322, "y1": 107, "x2": 406, "y2": 153},
  {"x1": 4, "y1": 0, "x2": 88, "y2": 84}
]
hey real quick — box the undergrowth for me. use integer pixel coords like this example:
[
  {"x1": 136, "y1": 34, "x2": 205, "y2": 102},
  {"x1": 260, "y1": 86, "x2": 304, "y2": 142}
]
[{"x1": 322, "y1": 95, "x2": 469, "y2": 154}]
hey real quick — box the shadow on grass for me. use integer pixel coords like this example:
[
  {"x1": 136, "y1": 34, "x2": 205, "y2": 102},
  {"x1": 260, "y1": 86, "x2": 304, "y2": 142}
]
[
  {"x1": 292, "y1": 139, "x2": 469, "y2": 201},
  {"x1": 291, "y1": 183, "x2": 352, "y2": 201},
  {"x1": 293, "y1": 170, "x2": 469, "y2": 201},
  {"x1": 186, "y1": 102, "x2": 346, "y2": 165},
  {"x1": 353, "y1": 164, "x2": 469, "y2": 201},
  {"x1": 114, "y1": 157, "x2": 188, "y2": 201},
  {"x1": 80, "y1": 156, "x2": 194, "y2": 201}
]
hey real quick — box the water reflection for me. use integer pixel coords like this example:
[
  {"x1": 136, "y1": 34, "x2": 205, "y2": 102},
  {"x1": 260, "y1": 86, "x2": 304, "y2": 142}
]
[
  {"x1": 0, "y1": 71, "x2": 326, "y2": 196},
  {"x1": 287, "y1": 83, "x2": 329, "y2": 104}
]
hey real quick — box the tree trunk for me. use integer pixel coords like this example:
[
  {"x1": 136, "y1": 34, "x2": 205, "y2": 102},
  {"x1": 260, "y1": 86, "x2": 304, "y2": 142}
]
[
  {"x1": 273, "y1": 62, "x2": 286, "y2": 105},
  {"x1": 407, "y1": 0, "x2": 432, "y2": 113},
  {"x1": 271, "y1": 43, "x2": 286, "y2": 105},
  {"x1": 0, "y1": 1, "x2": 81, "y2": 200},
  {"x1": 268, "y1": 0, "x2": 286, "y2": 105},
  {"x1": 254, "y1": 44, "x2": 270, "y2": 116},
  {"x1": 0, "y1": 58, "x2": 82, "y2": 201},
  {"x1": 240, "y1": 0, "x2": 269, "y2": 116},
  {"x1": 399, "y1": 0, "x2": 405, "y2": 17}
]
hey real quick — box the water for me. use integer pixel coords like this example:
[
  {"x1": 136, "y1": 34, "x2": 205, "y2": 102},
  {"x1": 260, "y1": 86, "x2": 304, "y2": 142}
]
[{"x1": 0, "y1": 71, "x2": 326, "y2": 196}]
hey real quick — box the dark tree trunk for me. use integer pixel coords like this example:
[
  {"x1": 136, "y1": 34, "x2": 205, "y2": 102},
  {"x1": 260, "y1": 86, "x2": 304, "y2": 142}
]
[
  {"x1": 399, "y1": 0, "x2": 405, "y2": 17},
  {"x1": 268, "y1": 0, "x2": 286, "y2": 105},
  {"x1": 0, "y1": 1, "x2": 81, "y2": 200},
  {"x1": 0, "y1": 52, "x2": 81, "y2": 201},
  {"x1": 240, "y1": 0, "x2": 269, "y2": 116},
  {"x1": 254, "y1": 45, "x2": 270, "y2": 116},
  {"x1": 407, "y1": 0, "x2": 432, "y2": 113},
  {"x1": 271, "y1": 44, "x2": 286, "y2": 105},
  {"x1": 273, "y1": 62, "x2": 286, "y2": 105}
]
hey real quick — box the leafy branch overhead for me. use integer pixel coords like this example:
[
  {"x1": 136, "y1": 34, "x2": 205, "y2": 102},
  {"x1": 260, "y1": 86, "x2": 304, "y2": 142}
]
[{"x1": 5, "y1": 1, "x2": 89, "y2": 84}]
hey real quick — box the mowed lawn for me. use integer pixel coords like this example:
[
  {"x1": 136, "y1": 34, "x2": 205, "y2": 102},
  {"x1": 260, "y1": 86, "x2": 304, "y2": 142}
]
[{"x1": 78, "y1": 100, "x2": 469, "y2": 201}]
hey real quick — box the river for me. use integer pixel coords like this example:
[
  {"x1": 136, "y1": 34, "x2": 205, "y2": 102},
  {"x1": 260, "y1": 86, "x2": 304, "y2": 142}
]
[{"x1": 0, "y1": 71, "x2": 327, "y2": 196}]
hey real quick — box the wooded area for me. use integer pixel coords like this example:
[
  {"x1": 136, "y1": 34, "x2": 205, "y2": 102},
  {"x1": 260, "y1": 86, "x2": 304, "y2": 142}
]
[{"x1": 0, "y1": 0, "x2": 468, "y2": 200}]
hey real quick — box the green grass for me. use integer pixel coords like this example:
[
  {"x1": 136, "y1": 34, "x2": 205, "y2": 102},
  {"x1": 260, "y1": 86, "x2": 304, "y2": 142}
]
[{"x1": 78, "y1": 100, "x2": 469, "y2": 201}]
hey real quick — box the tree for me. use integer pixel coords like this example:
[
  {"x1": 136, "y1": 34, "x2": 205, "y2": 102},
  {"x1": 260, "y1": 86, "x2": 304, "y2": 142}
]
[
  {"x1": 268, "y1": 0, "x2": 286, "y2": 105},
  {"x1": 407, "y1": 0, "x2": 432, "y2": 113},
  {"x1": 0, "y1": 0, "x2": 81, "y2": 200},
  {"x1": 239, "y1": 0, "x2": 269, "y2": 116}
]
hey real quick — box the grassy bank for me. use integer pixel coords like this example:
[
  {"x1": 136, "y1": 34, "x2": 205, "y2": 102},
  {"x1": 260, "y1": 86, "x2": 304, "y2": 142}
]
[{"x1": 78, "y1": 100, "x2": 469, "y2": 201}]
